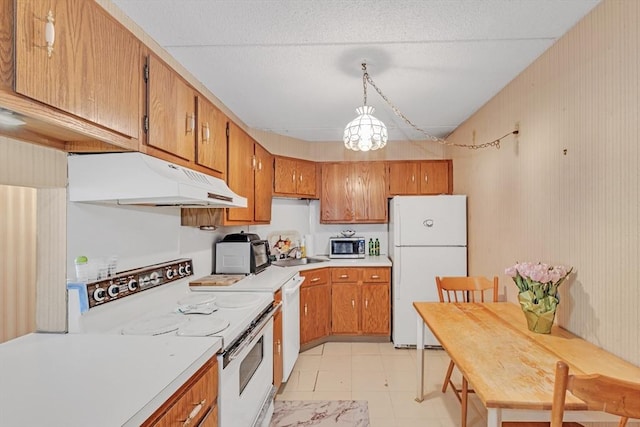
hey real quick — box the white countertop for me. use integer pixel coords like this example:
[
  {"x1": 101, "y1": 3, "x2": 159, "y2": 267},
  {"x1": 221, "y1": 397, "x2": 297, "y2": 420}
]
[
  {"x1": 0, "y1": 332, "x2": 222, "y2": 427},
  {"x1": 191, "y1": 255, "x2": 392, "y2": 293}
]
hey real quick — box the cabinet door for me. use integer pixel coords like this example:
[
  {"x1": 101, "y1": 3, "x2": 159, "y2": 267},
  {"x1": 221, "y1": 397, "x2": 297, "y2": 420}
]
[
  {"x1": 254, "y1": 144, "x2": 273, "y2": 223},
  {"x1": 354, "y1": 162, "x2": 387, "y2": 222},
  {"x1": 273, "y1": 306, "x2": 283, "y2": 389},
  {"x1": 321, "y1": 163, "x2": 354, "y2": 222},
  {"x1": 388, "y1": 161, "x2": 419, "y2": 195},
  {"x1": 274, "y1": 157, "x2": 298, "y2": 194},
  {"x1": 313, "y1": 284, "x2": 332, "y2": 341},
  {"x1": 361, "y1": 284, "x2": 390, "y2": 335},
  {"x1": 331, "y1": 284, "x2": 360, "y2": 334},
  {"x1": 227, "y1": 122, "x2": 254, "y2": 222},
  {"x1": 15, "y1": 0, "x2": 140, "y2": 138},
  {"x1": 296, "y1": 160, "x2": 317, "y2": 197},
  {"x1": 146, "y1": 55, "x2": 196, "y2": 161},
  {"x1": 420, "y1": 161, "x2": 450, "y2": 194},
  {"x1": 300, "y1": 284, "x2": 331, "y2": 344},
  {"x1": 196, "y1": 97, "x2": 227, "y2": 175}
]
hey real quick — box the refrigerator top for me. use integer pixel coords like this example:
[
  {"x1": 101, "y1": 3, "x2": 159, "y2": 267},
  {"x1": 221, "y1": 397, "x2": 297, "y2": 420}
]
[{"x1": 391, "y1": 195, "x2": 467, "y2": 247}]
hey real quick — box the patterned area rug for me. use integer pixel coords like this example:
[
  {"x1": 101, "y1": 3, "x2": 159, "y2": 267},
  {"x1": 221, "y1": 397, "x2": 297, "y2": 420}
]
[{"x1": 270, "y1": 400, "x2": 370, "y2": 427}]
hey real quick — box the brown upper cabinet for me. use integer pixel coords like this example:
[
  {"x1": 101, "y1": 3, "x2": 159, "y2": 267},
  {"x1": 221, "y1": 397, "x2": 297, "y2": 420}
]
[
  {"x1": 225, "y1": 122, "x2": 273, "y2": 224},
  {"x1": 321, "y1": 162, "x2": 387, "y2": 224},
  {"x1": 144, "y1": 54, "x2": 196, "y2": 162},
  {"x1": 387, "y1": 160, "x2": 452, "y2": 195},
  {"x1": 273, "y1": 156, "x2": 317, "y2": 198},
  {"x1": 10, "y1": 0, "x2": 141, "y2": 147},
  {"x1": 196, "y1": 97, "x2": 227, "y2": 177}
]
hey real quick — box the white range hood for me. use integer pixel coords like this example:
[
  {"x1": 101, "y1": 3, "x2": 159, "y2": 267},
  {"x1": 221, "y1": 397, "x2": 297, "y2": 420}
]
[{"x1": 68, "y1": 152, "x2": 247, "y2": 208}]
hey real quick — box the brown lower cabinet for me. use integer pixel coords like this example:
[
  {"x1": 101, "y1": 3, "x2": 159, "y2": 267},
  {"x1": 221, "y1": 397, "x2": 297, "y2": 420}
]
[
  {"x1": 142, "y1": 357, "x2": 218, "y2": 427},
  {"x1": 300, "y1": 267, "x2": 390, "y2": 346},
  {"x1": 331, "y1": 267, "x2": 390, "y2": 336},
  {"x1": 300, "y1": 268, "x2": 332, "y2": 345}
]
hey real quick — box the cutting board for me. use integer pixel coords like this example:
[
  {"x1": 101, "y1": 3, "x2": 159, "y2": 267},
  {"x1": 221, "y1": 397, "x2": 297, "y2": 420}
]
[{"x1": 189, "y1": 275, "x2": 245, "y2": 287}]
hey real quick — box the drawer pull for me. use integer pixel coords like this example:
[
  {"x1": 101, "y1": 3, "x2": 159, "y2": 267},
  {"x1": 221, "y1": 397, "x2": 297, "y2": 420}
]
[
  {"x1": 370, "y1": 275, "x2": 380, "y2": 279},
  {"x1": 182, "y1": 399, "x2": 206, "y2": 426},
  {"x1": 340, "y1": 275, "x2": 348, "y2": 279},
  {"x1": 310, "y1": 277, "x2": 320, "y2": 282}
]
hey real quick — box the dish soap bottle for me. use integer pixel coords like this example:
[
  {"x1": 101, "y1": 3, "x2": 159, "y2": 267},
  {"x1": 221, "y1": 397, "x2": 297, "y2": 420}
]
[{"x1": 300, "y1": 236, "x2": 307, "y2": 259}]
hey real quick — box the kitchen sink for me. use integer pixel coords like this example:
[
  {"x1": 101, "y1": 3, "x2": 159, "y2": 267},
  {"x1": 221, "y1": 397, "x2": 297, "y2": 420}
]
[{"x1": 272, "y1": 257, "x2": 329, "y2": 267}]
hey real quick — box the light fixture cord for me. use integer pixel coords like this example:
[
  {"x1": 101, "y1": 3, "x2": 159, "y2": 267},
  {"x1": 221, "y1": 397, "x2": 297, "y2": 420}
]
[
  {"x1": 362, "y1": 63, "x2": 368, "y2": 106},
  {"x1": 363, "y1": 69, "x2": 518, "y2": 149}
]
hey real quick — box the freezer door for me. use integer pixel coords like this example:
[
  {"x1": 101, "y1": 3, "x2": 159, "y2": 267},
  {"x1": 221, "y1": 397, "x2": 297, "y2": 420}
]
[
  {"x1": 392, "y1": 195, "x2": 467, "y2": 247},
  {"x1": 392, "y1": 246, "x2": 467, "y2": 347}
]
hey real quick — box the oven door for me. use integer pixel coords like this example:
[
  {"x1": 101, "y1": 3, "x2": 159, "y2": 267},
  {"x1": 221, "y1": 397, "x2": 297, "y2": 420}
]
[{"x1": 218, "y1": 317, "x2": 274, "y2": 427}]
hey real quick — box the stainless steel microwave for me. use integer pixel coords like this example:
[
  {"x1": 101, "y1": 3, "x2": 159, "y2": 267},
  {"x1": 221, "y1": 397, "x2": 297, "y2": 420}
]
[{"x1": 329, "y1": 237, "x2": 366, "y2": 259}]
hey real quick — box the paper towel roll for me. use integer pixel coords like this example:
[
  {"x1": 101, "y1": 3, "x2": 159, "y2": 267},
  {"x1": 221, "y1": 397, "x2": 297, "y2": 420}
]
[{"x1": 304, "y1": 234, "x2": 314, "y2": 257}]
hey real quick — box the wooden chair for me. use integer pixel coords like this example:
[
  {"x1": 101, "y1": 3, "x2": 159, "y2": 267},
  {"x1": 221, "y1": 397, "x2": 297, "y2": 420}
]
[
  {"x1": 435, "y1": 276, "x2": 499, "y2": 427},
  {"x1": 551, "y1": 360, "x2": 640, "y2": 427}
]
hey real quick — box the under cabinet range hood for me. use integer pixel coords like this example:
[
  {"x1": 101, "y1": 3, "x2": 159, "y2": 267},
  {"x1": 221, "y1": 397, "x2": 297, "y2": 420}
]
[{"x1": 67, "y1": 152, "x2": 247, "y2": 208}]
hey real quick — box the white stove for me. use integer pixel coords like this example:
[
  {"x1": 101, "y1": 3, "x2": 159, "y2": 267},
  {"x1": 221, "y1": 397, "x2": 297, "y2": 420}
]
[{"x1": 67, "y1": 259, "x2": 277, "y2": 427}]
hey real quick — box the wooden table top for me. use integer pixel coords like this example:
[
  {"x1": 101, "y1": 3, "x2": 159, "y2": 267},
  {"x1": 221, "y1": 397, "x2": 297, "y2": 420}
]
[{"x1": 413, "y1": 302, "x2": 640, "y2": 411}]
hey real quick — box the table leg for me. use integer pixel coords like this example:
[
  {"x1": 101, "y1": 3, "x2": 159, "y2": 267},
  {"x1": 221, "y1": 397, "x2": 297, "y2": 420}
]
[
  {"x1": 487, "y1": 408, "x2": 501, "y2": 427},
  {"x1": 416, "y1": 315, "x2": 425, "y2": 402}
]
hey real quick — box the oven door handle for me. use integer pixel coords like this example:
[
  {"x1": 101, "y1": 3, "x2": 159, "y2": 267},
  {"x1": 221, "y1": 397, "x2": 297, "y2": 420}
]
[{"x1": 227, "y1": 301, "x2": 281, "y2": 362}]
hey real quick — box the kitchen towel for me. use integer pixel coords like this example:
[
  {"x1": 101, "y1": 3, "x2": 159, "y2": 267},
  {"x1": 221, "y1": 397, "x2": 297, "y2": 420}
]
[
  {"x1": 270, "y1": 400, "x2": 369, "y2": 427},
  {"x1": 304, "y1": 234, "x2": 314, "y2": 257}
]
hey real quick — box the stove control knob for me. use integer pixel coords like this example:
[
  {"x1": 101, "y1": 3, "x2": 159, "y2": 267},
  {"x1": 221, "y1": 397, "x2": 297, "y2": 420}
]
[
  {"x1": 166, "y1": 269, "x2": 175, "y2": 279},
  {"x1": 93, "y1": 287, "x2": 106, "y2": 302},
  {"x1": 107, "y1": 284, "x2": 119, "y2": 298},
  {"x1": 178, "y1": 265, "x2": 186, "y2": 276},
  {"x1": 184, "y1": 264, "x2": 192, "y2": 275},
  {"x1": 150, "y1": 271, "x2": 160, "y2": 285},
  {"x1": 127, "y1": 279, "x2": 138, "y2": 292}
]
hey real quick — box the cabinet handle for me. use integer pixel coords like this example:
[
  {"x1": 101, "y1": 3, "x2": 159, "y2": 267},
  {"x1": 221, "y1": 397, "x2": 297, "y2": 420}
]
[
  {"x1": 299, "y1": 173, "x2": 303, "y2": 182},
  {"x1": 304, "y1": 304, "x2": 308, "y2": 316},
  {"x1": 340, "y1": 274, "x2": 348, "y2": 279},
  {"x1": 277, "y1": 339, "x2": 281, "y2": 355},
  {"x1": 186, "y1": 113, "x2": 195, "y2": 133},
  {"x1": 424, "y1": 173, "x2": 428, "y2": 183},
  {"x1": 252, "y1": 155, "x2": 257, "y2": 169},
  {"x1": 182, "y1": 399, "x2": 206, "y2": 426},
  {"x1": 370, "y1": 275, "x2": 380, "y2": 279},
  {"x1": 258, "y1": 158, "x2": 263, "y2": 171},
  {"x1": 365, "y1": 299, "x2": 369, "y2": 309},
  {"x1": 310, "y1": 277, "x2": 320, "y2": 282},
  {"x1": 412, "y1": 174, "x2": 415, "y2": 182},
  {"x1": 202, "y1": 123, "x2": 210, "y2": 143},
  {"x1": 292, "y1": 172, "x2": 296, "y2": 182},
  {"x1": 45, "y1": 10, "x2": 55, "y2": 58},
  {"x1": 351, "y1": 300, "x2": 355, "y2": 309}
]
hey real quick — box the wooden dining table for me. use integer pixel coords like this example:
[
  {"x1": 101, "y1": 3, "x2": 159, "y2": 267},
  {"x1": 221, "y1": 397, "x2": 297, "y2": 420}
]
[{"x1": 413, "y1": 302, "x2": 640, "y2": 426}]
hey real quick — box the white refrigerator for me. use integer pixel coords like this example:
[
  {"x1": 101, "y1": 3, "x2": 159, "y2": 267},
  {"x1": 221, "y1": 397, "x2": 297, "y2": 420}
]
[{"x1": 389, "y1": 195, "x2": 467, "y2": 347}]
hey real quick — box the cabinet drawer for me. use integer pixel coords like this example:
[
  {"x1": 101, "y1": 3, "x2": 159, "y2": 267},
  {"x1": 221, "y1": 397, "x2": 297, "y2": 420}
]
[
  {"x1": 362, "y1": 268, "x2": 390, "y2": 283},
  {"x1": 144, "y1": 359, "x2": 218, "y2": 427},
  {"x1": 331, "y1": 268, "x2": 361, "y2": 283},
  {"x1": 301, "y1": 268, "x2": 330, "y2": 287}
]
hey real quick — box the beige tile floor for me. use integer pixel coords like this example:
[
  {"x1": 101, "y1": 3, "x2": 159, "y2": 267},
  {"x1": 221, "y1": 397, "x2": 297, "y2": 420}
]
[{"x1": 276, "y1": 342, "x2": 488, "y2": 427}]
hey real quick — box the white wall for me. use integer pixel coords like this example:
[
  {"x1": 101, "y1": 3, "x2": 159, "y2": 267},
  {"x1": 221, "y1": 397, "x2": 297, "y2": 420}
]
[{"x1": 446, "y1": 0, "x2": 639, "y2": 366}]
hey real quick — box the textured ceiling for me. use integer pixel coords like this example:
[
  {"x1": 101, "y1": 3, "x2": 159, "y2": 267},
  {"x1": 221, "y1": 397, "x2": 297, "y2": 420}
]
[{"x1": 111, "y1": 0, "x2": 600, "y2": 142}]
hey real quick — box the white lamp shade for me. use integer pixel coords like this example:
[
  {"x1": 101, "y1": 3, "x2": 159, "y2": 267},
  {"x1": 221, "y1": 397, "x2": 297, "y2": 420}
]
[{"x1": 343, "y1": 106, "x2": 388, "y2": 151}]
